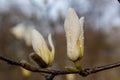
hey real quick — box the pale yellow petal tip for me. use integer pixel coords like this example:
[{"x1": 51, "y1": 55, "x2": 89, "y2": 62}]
[
  {"x1": 32, "y1": 29, "x2": 43, "y2": 55},
  {"x1": 32, "y1": 29, "x2": 44, "y2": 45},
  {"x1": 68, "y1": 8, "x2": 75, "y2": 12},
  {"x1": 67, "y1": 8, "x2": 77, "y2": 17},
  {"x1": 80, "y1": 17, "x2": 84, "y2": 22},
  {"x1": 32, "y1": 29, "x2": 38, "y2": 36},
  {"x1": 48, "y1": 33, "x2": 55, "y2": 62},
  {"x1": 48, "y1": 34, "x2": 55, "y2": 53},
  {"x1": 48, "y1": 34, "x2": 52, "y2": 47},
  {"x1": 48, "y1": 33, "x2": 52, "y2": 40}
]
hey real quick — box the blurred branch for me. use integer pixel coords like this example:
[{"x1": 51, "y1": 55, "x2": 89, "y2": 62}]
[
  {"x1": 45, "y1": 74, "x2": 56, "y2": 80},
  {"x1": 1, "y1": 55, "x2": 120, "y2": 80},
  {"x1": 118, "y1": 0, "x2": 120, "y2": 3}
]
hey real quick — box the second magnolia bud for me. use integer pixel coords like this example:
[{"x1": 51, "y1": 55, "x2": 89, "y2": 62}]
[{"x1": 31, "y1": 29, "x2": 55, "y2": 68}]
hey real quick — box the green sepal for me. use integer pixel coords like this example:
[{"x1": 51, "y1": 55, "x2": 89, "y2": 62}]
[
  {"x1": 74, "y1": 60, "x2": 82, "y2": 70},
  {"x1": 29, "y1": 53, "x2": 48, "y2": 68},
  {"x1": 65, "y1": 67, "x2": 80, "y2": 72}
]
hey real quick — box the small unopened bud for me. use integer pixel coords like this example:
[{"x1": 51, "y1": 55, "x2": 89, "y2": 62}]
[
  {"x1": 64, "y1": 8, "x2": 84, "y2": 62},
  {"x1": 31, "y1": 29, "x2": 55, "y2": 68}
]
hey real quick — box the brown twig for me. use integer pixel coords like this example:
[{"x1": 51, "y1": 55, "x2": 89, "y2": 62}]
[{"x1": 1, "y1": 55, "x2": 120, "y2": 79}]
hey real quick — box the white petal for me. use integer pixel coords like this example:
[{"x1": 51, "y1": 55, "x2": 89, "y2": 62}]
[
  {"x1": 64, "y1": 8, "x2": 81, "y2": 61},
  {"x1": 48, "y1": 34, "x2": 55, "y2": 63},
  {"x1": 32, "y1": 29, "x2": 49, "y2": 64},
  {"x1": 79, "y1": 17, "x2": 84, "y2": 40},
  {"x1": 79, "y1": 17, "x2": 84, "y2": 55},
  {"x1": 24, "y1": 26, "x2": 34, "y2": 46}
]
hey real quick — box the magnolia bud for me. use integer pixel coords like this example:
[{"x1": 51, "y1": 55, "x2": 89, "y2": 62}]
[
  {"x1": 64, "y1": 8, "x2": 84, "y2": 62},
  {"x1": 31, "y1": 29, "x2": 55, "y2": 68}
]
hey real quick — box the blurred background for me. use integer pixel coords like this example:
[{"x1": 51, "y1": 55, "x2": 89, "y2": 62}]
[{"x1": 0, "y1": 0, "x2": 120, "y2": 80}]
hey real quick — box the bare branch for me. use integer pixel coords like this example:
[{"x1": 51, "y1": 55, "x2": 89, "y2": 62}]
[{"x1": 0, "y1": 55, "x2": 120, "y2": 78}]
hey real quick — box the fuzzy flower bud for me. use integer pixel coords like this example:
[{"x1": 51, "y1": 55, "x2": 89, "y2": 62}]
[
  {"x1": 64, "y1": 8, "x2": 84, "y2": 61},
  {"x1": 31, "y1": 29, "x2": 55, "y2": 68}
]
